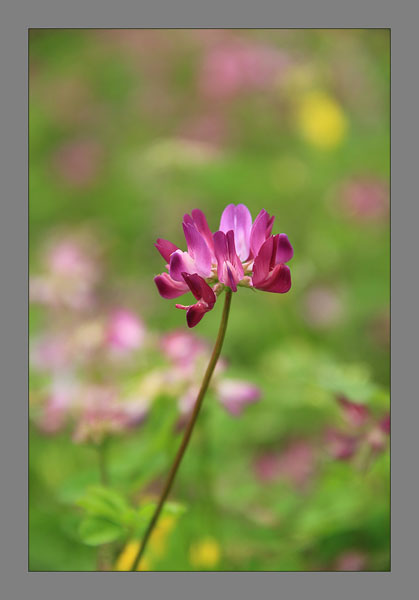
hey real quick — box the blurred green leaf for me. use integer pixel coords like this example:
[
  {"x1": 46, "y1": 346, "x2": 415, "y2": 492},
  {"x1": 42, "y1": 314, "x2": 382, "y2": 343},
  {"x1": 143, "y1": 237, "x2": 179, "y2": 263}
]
[{"x1": 79, "y1": 517, "x2": 125, "y2": 546}]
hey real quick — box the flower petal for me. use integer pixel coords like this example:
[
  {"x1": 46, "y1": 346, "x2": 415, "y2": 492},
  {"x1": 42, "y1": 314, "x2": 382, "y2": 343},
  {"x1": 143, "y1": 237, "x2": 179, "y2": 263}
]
[
  {"x1": 155, "y1": 238, "x2": 179, "y2": 262},
  {"x1": 217, "y1": 379, "x2": 261, "y2": 416},
  {"x1": 186, "y1": 304, "x2": 208, "y2": 328},
  {"x1": 181, "y1": 272, "x2": 216, "y2": 307},
  {"x1": 213, "y1": 230, "x2": 243, "y2": 291},
  {"x1": 154, "y1": 273, "x2": 189, "y2": 299},
  {"x1": 249, "y1": 209, "x2": 275, "y2": 257},
  {"x1": 252, "y1": 236, "x2": 274, "y2": 287},
  {"x1": 169, "y1": 250, "x2": 197, "y2": 282},
  {"x1": 276, "y1": 233, "x2": 294, "y2": 263},
  {"x1": 185, "y1": 209, "x2": 215, "y2": 255},
  {"x1": 255, "y1": 263, "x2": 291, "y2": 293},
  {"x1": 182, "y1": 223, "x2": 212, "y2": 275},
  {"x1": 220, "y1": 203, "x2": 252, "y2": 260}
]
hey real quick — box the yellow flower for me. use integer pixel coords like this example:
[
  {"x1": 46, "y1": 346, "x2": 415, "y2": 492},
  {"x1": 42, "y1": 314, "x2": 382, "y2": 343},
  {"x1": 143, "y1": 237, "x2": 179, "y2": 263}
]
[
  {"x1": 148, "y1": 515, "x2": 176, "y2": 557},
  {"x1": 114, "y1": 515, "x2": 176, "y2": 571},
  {"x1": 189, "y1": 537, "x2": 221, "y2": 569},
  {"x1": 297, "y1": 90, "x2": 348, "y2": 149},
  {"x1": 115, "y1": 541, "x2": 151, "y2": 571}
]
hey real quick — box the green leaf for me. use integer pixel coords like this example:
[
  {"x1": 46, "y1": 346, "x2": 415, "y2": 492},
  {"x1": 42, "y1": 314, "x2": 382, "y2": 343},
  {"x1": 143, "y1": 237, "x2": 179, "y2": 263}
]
[
  {"x1": 76, "y1": 485, "x2": 131, "y2": 522},
  {"x1": 79, "y1": 517, "x2": 125, "y2": 546}
]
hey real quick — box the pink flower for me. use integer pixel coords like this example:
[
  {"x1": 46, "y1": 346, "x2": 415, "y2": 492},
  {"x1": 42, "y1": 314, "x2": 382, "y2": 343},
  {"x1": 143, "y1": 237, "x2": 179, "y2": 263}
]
[
  {"x1": 325, "y1": 428, "x2": 358, "y2": 460},
  {"x1": 199, "y1": 42, "x2": 290, "y2": 99},
  {"x1": 161, "y1": 330, "x2": 208, "y2": 369},
  {"x1": 253, "y1": 440, "x2": 315, "y2": 489},
  {"x1": 216, "y1": 379, "x2": 260, "y2": 416},
  {"x1": 338, "y1": 178, "x2": 389, "y2": 223},
  {"x1": 38, "y1": 377, "x2": 77, "y2": 434},
  {"x1": 337, "y1": 395, "x2": 370, "y2": 428},
  {"x1": 154, "y1": 204, "x2": 293, "y2": 327},
  {"x1": 73, "y1": 385, "x2": 148, "y2": 444},
  {"x1": 175, "y1": 273, "x2": 217, "y2": 328},
  {"x1": 107, "y1": 309, "x2": 145, "y2": 354},
  {"x1": 335, "y1": 551, "x2": 367, "y2": 571},
  {"x1": 251, "y1": 234, "x2": 292, "y2": 293}
]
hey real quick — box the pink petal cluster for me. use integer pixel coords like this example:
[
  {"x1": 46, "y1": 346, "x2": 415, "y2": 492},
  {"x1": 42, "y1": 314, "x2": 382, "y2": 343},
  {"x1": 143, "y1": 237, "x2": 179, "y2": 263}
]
[
  {"x1": 199, "y1": 42, "x2": 290, "y2": 99},
  {"x1": 160, "y1": 330, "x2": 261, "y2": 418},
  {"x1": 107, "y1": 309, "x2": 145, "y2": 355},
  {"x1": 324, "y1": 396, "x2": 390, "y2": 461},
  {"x1": 154, "y1": 204, "x2": 293, "y2": 327}
]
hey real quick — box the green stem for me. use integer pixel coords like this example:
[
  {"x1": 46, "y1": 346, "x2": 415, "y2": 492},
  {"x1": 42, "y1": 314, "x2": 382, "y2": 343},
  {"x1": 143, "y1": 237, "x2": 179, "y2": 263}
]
[{"x1": 131, "y1": 288, "x2": 233, "y2": 571}]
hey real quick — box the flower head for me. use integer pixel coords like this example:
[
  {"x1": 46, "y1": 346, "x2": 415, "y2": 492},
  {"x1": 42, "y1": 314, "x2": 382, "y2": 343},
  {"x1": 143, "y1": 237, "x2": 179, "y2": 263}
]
[{"x1": 154, "y1": 204, "x2": 293, "y2": 327}]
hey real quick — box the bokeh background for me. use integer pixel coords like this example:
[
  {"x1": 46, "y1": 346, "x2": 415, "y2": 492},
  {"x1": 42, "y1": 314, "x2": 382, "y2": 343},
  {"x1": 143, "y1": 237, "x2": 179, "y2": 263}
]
[{"x1": 29, "y1": 29, "x2": 390, "y2": 572}]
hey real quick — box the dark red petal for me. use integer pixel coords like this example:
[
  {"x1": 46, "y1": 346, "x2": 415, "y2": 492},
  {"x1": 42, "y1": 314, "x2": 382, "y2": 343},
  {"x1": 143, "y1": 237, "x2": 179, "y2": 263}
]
[
  {"x1": 199, "y1": 279, "x2": 216, "y2": 307},
  {"x1": 186, "y1": 304, "x2": 207, "y2": 328},
  {"x1": 181, "y1": 272, "x2": 203, "y2": 301}
]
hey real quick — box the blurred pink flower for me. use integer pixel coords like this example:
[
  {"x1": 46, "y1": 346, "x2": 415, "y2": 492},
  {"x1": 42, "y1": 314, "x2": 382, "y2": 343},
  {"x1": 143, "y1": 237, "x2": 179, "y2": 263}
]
[
  {"x1": 380, "y1": 413, "x2": 390, "y2": 435},
  {"x1": 31, "y1": 334, "x2": 72, "y2": 372},
  {"x1": 107, "y1": 309, "x2": 145, "y2": 355},
  {"x1": 30, "y1": 235, "x2": 101, "y2": 311},
  {"x1": 177, "y1": 113, "x2": 227, "y2": 149},
  {"x1": 254, "y1": 440, "x2": 315, "y2": 488},
  {"x1": 253, "y1": 452, "x2": 281, "y2": 483},
  {"x1": 161, "y1": 330, "x2": 207, "y2": 366},
  {"x1": 335, "y1": 551, "x2": 368, "y2": 571},
  {"x1": 337, "y1": 395, "x2": 370, "y2": 428},
  {"x1": 38, "y1": 377, "x2": 79, "y2": 434},
  {"x1": 52, "y1": 139, "x2": 103, "y2": 188},
  {"x1": 73, "y1": 385, "x2": 148, "y2": 444},
  {"x1": 303, "y1": 286, "x2": 344, "y2": 329},
  {"x1": 199, "y1": 42, "x2": 290, "y2": 99},
  {"x1": 338, "y1": 178, "x2": 389, "y2": 222},
  {"x1": 325, "y1": 428, "x2": 359, "y2": 460},
  {"x1": 366, "y1": 421, "x2": 389, "y2": 453},
  {"x1": 216, "y1": 379, "x2": 260, "y2": 416}
]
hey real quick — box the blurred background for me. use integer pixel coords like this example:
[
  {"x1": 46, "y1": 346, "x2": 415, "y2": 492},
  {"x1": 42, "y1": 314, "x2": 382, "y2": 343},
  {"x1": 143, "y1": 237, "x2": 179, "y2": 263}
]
[{"x1": 29, "y1": 29, "x2": 390, "y2": 572}]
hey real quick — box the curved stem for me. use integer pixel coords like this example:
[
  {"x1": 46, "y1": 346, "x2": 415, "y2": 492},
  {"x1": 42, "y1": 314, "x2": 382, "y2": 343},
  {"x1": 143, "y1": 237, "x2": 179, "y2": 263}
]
[{"x1": 131, "y1": 288, "x2": 233, "y2": 571}]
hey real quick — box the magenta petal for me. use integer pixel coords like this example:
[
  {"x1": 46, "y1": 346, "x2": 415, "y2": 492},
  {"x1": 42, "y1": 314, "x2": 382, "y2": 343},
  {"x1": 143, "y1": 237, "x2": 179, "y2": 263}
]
[
  {"x1": 155, "y1": 238, "x2": 179, "y2": 262},
  {"x1": 252, "y1": 236, "x2": 274, "y2": 286},
  {"x1": 182, "y1": 223, "x2": 212, "y2": 276},
  {"x1": 213, "y1": 230, "x2": 243, "y2": 291},
  {"x1": 257, "y1": 263, "x2": 291, "y2": 293},
  {"x1": 276, "y1": 233, "x2": 294, "y2": 263},
  {"x1": 213, "y1": 230, "x2": 228, "y2": 280},
  {"x1": 250, "y1": 210, "x2": 275, "y2": 257},
  {"x1": 154, "y1": 273, "x2": 189, "y2": 299},
  {"x1": 169, "y1": 250, "x2": 196, "y2": 282},
  {"x1": 250, "y1": 210, "x2": 269, "y2": 257},
  {"x1": 190, "y1": 209, "x2": 214, "y2": 254}
]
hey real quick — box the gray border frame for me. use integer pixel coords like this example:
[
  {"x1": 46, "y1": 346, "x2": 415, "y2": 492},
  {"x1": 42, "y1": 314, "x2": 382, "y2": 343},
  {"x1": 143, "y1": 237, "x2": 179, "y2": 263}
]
[{"x1": 1, "y1": 1, "x2": 418, "y2": 598}]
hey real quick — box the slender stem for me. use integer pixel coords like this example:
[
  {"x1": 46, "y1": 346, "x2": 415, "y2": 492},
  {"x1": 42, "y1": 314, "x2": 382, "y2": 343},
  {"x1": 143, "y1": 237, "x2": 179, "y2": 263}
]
[{"x1": 131, "y1": 288, "x2": 233, "y2": 571}]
